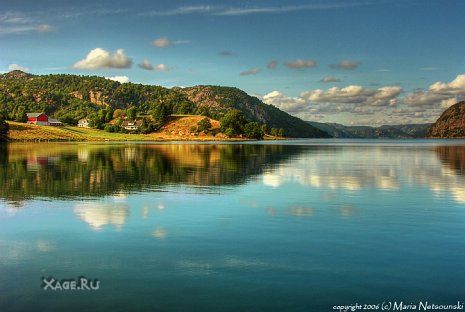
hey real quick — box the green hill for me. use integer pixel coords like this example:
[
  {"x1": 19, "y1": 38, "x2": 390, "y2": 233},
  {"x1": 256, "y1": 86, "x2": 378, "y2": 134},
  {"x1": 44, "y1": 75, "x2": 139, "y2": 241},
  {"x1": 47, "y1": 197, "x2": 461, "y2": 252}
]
[{"x1": 0, "y1": 71, "x2": 328, "y2": 138}]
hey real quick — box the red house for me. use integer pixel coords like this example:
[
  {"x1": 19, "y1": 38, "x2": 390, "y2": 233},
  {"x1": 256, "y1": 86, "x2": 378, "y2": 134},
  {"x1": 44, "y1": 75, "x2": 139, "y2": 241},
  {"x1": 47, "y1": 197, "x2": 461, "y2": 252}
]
[{"x1": 27, "y1": 113, "x2": 49, "y2": 126}]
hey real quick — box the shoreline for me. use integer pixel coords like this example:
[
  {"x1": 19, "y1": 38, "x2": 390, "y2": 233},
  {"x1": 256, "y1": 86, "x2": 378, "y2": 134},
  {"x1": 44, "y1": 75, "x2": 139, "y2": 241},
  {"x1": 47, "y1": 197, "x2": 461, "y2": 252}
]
[{"x1": 6, "y1": 121, "x2": 284, "y2": 142}]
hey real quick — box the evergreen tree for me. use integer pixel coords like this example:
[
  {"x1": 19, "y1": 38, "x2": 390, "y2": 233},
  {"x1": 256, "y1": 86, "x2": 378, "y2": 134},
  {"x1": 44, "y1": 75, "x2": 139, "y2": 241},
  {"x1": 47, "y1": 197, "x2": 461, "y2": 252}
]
[
  {"x1": 220, "y1": 109, "x2": 246, "y2": 136},
  {"x1": 244, "y1": 122, "x2": 264, "y2": 139},
  {"x1": 197, "y1": 117, "x2": 212, "y2": 132}
]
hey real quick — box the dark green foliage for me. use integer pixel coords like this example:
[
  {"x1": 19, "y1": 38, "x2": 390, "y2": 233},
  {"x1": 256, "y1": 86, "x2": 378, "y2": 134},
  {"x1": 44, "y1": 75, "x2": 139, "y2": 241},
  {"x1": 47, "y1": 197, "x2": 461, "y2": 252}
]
[
  {"x1": 224, "y1": 128, "x2": 235, "y2": 137},
  {"x1": 220, "y1": 109, "x2": 246, "y2": 136},
  {"x1": 104, "y1": 124, "x2": 117, "y2": 133},
  {"x1": 0, "y1": 114, "x2": 9, "y2": 141},
  {"x1": 88, "y1": 107, "x2": 113, "y2": 130},
  {"x1": 244, "y1": 122, "x2": 264, "y2": 139},
  {"x1": 139, "y1": 118, "x2": 158, "y2": 134},
  {"x1": 59, "y1": 115, "x2": 77, "y2": 126},
  {"x1": 270, "y1": 128, "x2": 285, "y2": 137},
  {"x1": 126, "y1": 106, "x2": 137, "y2": 119},
  {"x1": 197, "y1": 117, "x2": 212, "y2": 132},
  {"x1": 14, "y1": 106, "x2": 27, "y2": 122},
  {"x1": 152, "y1": 103, "x2": 169, "y2": 128}
]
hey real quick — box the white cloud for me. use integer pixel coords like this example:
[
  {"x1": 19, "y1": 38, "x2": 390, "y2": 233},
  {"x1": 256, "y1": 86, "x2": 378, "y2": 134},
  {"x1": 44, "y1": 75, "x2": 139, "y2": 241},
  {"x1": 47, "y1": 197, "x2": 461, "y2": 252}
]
[
  {"x1": 440, "y1": 97, "x2": 458, "y2": 108},
  {"x1": 0, "y1": 12, "x2": 55, "y2": 35},
  {"x1": 141, "y1": 3, "x2": 372, "y2": 17},
  {"x1": 152, "y1": 37, "x2": 171, "y2": 48},
  {"x1": 403, "y1": 91, "x2": 445, "y2": 107},
  {"x1": 240, "y1": 68, "x2": 261, "y2": 76},
  {"x1": 403, "y1": 74, "x2": 465, "y2": 107},
  {"x1": 285, "y1": 59, "x2": 317, "y2": 69},
  {"x1": 36, "y1": 24, "x2": 54, "y2": 32},
  {"x1": 154, "y1": 64, "x2": 171, "y2": 72},
  {"x1": 142, "y1": 6, "x2": 214, "y2": 16},
  {"x1": 152, "y1": 37, "x2": 189, "y2": 48},
  {"x1": 8, "y1": 63, "x2": 29, "y2": 72},
  {"x1": 105, "y1": 76, "x2": 129, "y2": 83},
  {"x1": 263, "y1": 91, "x2": 308, "y2": 113},
  {"x1": 429, "y1": 74, "x2": 465, "y2": 95},
  {"x1": 263, "y1": 84, "x2": 406, "y2": 124},
  {"x1": 262, "y1": 74, "x2": 465, "y2": 124},
  {"x1": 0, "y1": 12, "x2": 32, "y2": 24},
  {"x1": 138, "y1": 59, "x2": 154, "y2": 70},
  {"x1": 320, "y1": 76, "x2": 340, "y2": 83},
  {"x1": 0, "y1": 26, "x2": 36, "y2": 35},
  {"x1": 301, "y1": 85, "x2": 402, "y2": 107},
  {"x1": 330, "y1": 60, "x2": 361, "y2": 70},
  {"x1": 137, "y1": 59, "x2": 171, "y2": 72},
  {"x1": 73, "y1": 48, "x2": 132, "y2": 70}
]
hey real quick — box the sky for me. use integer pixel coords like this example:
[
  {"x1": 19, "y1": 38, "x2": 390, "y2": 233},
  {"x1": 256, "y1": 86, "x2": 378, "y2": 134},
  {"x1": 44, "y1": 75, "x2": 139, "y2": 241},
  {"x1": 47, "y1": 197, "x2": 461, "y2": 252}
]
[{"x1": 1, "y1": 0, "x2": 465, "y2": 125}]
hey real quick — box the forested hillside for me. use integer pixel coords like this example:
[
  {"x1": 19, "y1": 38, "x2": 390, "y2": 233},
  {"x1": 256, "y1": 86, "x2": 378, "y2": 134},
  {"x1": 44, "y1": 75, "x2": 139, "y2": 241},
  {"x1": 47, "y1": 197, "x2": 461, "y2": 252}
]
[{"x1": 0, "y1": 71, "x2": 328, "y2": 138}]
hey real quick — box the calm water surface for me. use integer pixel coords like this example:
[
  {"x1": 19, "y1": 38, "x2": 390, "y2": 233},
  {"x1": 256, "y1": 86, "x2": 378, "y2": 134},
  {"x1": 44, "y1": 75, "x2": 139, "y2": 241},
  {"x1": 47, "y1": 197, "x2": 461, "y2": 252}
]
[{"x1": 0, "y1": 140, "x2": 464, "y2": 311}]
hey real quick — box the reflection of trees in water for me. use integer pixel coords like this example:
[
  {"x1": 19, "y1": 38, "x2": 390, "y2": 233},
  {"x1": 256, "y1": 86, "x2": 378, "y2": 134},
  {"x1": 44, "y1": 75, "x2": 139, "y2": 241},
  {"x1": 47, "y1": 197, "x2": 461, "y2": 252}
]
[
  {"x1": 435, "y1": 145, "x2": 465, "y2": 176},
  {"x1": 0, "y1": 143, "x2": 305, "y2": 202}
]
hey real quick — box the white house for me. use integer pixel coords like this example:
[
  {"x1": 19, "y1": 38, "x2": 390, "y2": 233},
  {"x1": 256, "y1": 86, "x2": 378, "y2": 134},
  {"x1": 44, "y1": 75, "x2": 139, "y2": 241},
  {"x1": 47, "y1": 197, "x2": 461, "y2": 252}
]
[
  {"x1": 78, "y1": 118, "x2": 90, "y2": 128},
  {"x1": 122, "y1": 120, "x2": 142, "y2": 131}
]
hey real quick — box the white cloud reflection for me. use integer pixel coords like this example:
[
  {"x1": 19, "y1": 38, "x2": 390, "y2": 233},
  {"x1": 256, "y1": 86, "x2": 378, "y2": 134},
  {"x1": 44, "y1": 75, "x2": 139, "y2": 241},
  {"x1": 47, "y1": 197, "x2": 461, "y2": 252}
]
[
  {"x1": 262, "y1": 146, "x2": 465, "y2": 205},
  {"x1": 74, "y1": 202, "x2": 129, "y2": 231}
]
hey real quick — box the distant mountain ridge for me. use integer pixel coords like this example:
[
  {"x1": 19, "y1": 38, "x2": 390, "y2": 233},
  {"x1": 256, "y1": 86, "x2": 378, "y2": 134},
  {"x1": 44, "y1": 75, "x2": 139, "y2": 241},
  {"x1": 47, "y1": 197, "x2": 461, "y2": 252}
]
[
  {"x1": 0, "y1": 71, "x2": 328, "y2": 138},
  {"x1": 428, "y1": 101, "x2": 465, "y2": 138},
  {"x1": 308, "y1": 121, "x2": 432, "y2": 138}
]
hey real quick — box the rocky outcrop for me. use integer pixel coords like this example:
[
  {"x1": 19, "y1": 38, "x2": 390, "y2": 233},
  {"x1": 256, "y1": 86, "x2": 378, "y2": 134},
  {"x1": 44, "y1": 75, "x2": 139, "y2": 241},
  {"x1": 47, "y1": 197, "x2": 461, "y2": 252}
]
[
  {"x1": 0, "y1": 70, "x2": 32, "y2": 80},
  {"x1": 88, "y1": 90, "x2": 107, "y2": 106},
  {"x1": 70, "y1": 90, "x2": 107, "y2": 106},
  {"x1": 428, "y1": 101, "x2": 465, "y2": 138}
]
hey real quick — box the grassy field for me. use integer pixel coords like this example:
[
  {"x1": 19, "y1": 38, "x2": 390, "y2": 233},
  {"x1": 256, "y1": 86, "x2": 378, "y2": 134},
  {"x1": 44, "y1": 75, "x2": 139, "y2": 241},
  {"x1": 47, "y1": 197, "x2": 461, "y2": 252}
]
[{"x1": 6, "y1": 116, "x2": 253, "y2": 142}]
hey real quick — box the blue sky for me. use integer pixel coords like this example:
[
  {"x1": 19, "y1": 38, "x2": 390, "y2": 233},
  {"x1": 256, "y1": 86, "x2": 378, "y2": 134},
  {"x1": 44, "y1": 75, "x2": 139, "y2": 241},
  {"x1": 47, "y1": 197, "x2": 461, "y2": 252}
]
[{"x1": 1, "y1": 0, "x2": 465, "y2": 125}]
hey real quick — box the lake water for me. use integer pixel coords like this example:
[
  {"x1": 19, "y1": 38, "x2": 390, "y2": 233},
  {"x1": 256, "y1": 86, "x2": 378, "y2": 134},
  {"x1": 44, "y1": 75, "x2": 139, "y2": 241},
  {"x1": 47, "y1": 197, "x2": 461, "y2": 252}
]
[{"x1": 0, "y1": 140, "x2": 464, "y2": 311}]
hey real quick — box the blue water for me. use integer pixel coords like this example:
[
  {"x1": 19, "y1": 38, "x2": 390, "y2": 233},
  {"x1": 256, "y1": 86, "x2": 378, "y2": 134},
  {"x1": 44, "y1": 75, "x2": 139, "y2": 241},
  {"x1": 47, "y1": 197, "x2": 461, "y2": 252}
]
[{"x1": 0, "y1": 141, "x2": 464, "y2": 311}]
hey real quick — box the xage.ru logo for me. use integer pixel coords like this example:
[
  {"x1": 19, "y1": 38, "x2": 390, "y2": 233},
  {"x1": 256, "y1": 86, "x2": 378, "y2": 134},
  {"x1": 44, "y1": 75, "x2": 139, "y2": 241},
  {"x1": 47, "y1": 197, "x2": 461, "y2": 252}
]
[{"x1": 41, "y1": 276, "x2": 100, "y2": 291}]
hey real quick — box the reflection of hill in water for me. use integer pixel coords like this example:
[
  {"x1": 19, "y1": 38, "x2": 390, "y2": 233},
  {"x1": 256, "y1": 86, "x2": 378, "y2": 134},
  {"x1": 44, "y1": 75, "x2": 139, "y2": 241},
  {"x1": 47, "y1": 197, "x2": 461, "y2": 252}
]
[
  {"x1": 3, "y1": 143, "x2": 465, "y2": 205},
  {"x1": 435, "y1": 145, "x2": 465, "y2": 176},
  {"x1": 0, "y1": 143, "x2": 304, "y2": 202}
]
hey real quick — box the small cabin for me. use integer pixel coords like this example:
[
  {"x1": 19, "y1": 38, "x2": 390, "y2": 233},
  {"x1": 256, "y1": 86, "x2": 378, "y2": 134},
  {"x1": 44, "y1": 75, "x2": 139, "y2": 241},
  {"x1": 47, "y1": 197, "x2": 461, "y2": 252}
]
[
  {"x1": 78, "y1": 118, "x2": 90, "y2": 128},
  {"x1": 48, "y1": 118, "x2": 63, "y2": 126},
  {"x1": 122, "y1": 120, "x2": 142, "y2": 131},
  {"x1": 27, "y1": 113, "x2": 49, "y2": 125}
]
